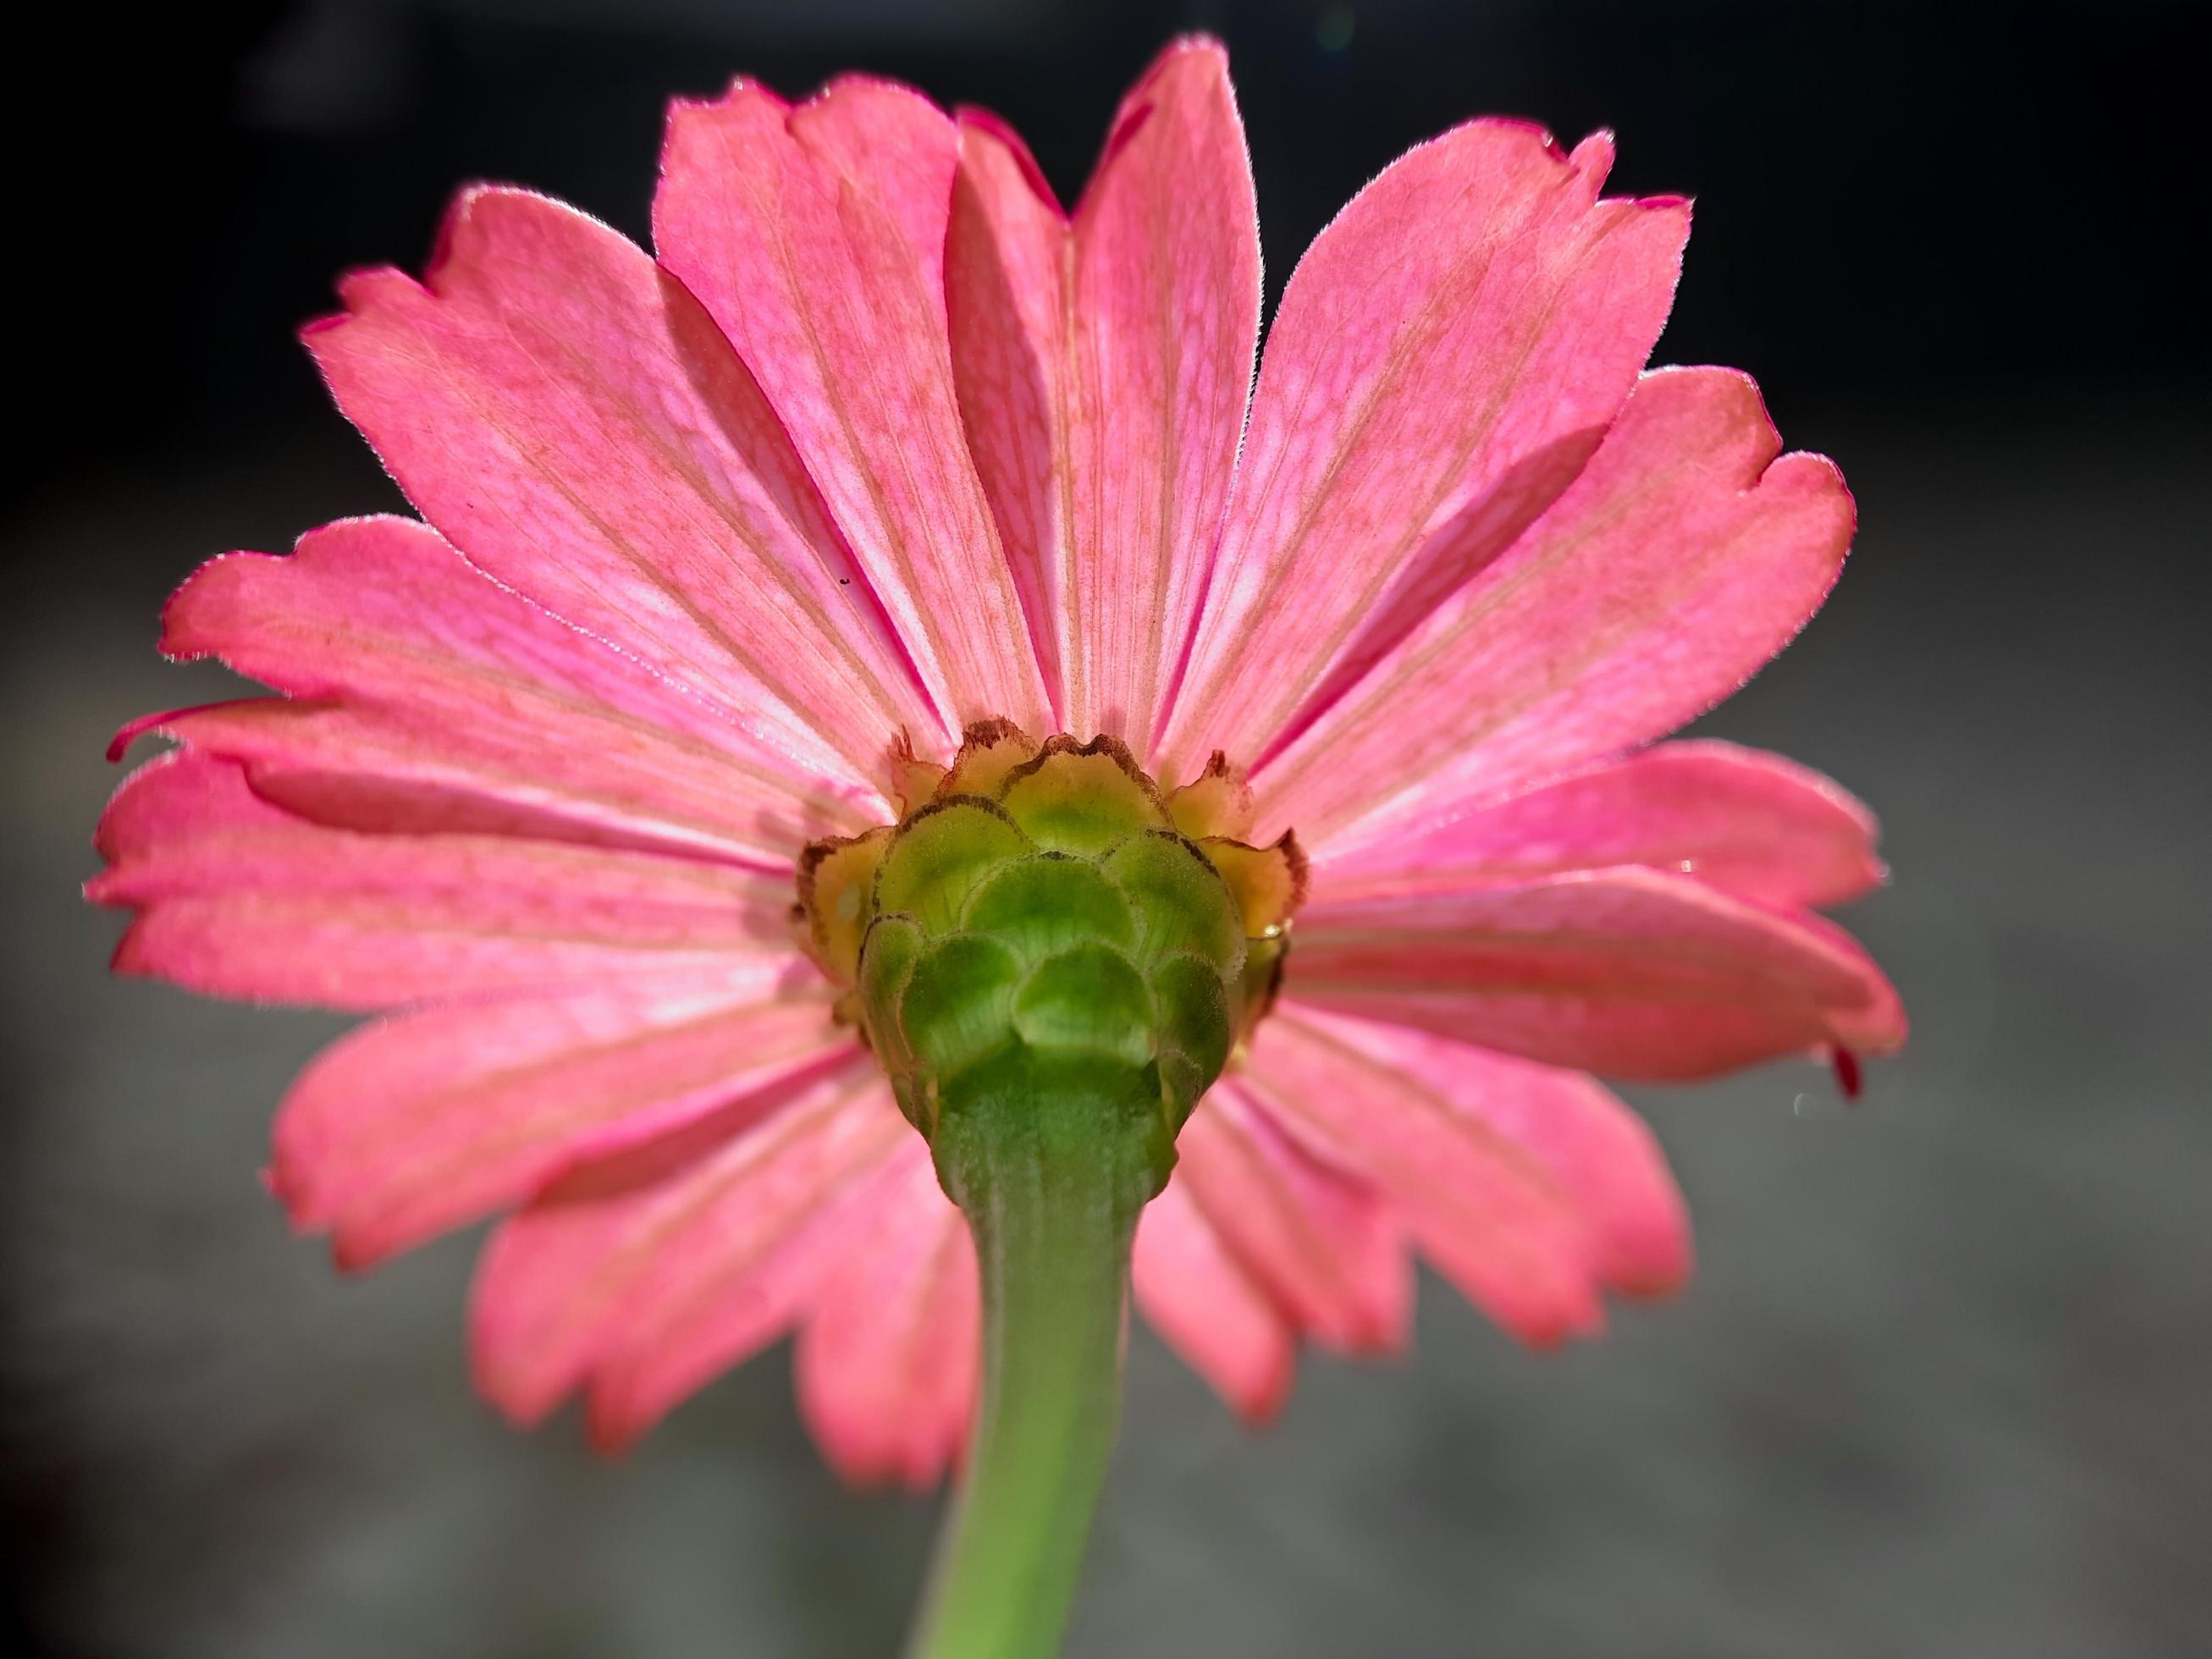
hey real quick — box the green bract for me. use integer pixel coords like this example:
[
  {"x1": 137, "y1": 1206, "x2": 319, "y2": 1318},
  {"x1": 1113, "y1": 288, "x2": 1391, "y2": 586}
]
[{"x1": 797, "y1": 728, "x2": 1302, "y2": 1192}]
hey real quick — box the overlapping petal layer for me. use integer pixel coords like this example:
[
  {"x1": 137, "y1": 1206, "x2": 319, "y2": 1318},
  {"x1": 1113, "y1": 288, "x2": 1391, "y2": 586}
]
[
  {"x1": 1157, "y1": 119, "x2": 1688, "y2": 778},
  {"x1": 1131, "y1": 1175, "x2": 1298, "y2": 1421},
  {"x1": 947, "y1": 39, "x2": 1260, "y2": 742},
  {"x1": 1246, "y1": 1008, "x2": 1693, "y2": 1309},
  {"x1": 305, "y1": 190, "x2": 934, "y2": 785},
  {"x1": 1254, "y1": 367, "x2": 1856, "y2": 847},
  {"x1": 656, "y1": 77, "x2": 1050, "y2": 736},
  {"x1": 1291, "y1": 865, "x2": 1904, "y2": 1079},
  {"x1": 796, "y1": 1141, "x2": 979, "y2": 1486},
  {"x1": 472, "y1": 1054, "x2": 910, "y2": 1447},
  {"x1": 95, "y1": 750, "x2": 794, "y2": 1008},
  {"x1": 1172, "y1": 1083, "x2": 1409, "y2": 1355},
  {"x1": 272, "y1": 973, "x2": 848, "y2": 1268},
  {"x1": 131, "y1": 516, "x2": 877, "y2": 863},
  {"x1": 1310, "y1": 740, "x2": 1884, "y2": 912}
]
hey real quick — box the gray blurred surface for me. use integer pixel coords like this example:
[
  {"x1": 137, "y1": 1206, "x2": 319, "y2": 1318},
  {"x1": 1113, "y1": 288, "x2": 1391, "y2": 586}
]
[{"x1": 4, "y1": 398, "x2": 2207, "y2": 1657}]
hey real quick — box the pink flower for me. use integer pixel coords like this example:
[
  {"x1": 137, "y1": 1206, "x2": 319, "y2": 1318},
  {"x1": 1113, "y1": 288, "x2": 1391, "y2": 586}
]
[{"x1": 92, "y1": 38, "x2": 1903, "y2": 1484}]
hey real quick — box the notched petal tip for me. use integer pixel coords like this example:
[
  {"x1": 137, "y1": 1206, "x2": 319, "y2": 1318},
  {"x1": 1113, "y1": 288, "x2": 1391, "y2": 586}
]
[
  {"x1": 1123, "y1": 30, "x2": 1233, "y2": 102},
  {"x1": 725, "y1": 73, "x2": 791, "y2": 110},
  {"x1": 420, "y1": 182, "x2": 498, "y2": 289},
  {"x1": 1467, "y1": 113, "x2": 1566, "y2": 158},
  {"x1": 1519, "y1": 1296, "x2": 1608, "y2": 1353},
  {"x1": 1829, "y1": 1044, "x2": 1864, "y2": 1101},
  {"x1": 106, "y1": 703, "x2": 235, "y2": 763},
  {"x1": 809, "y1": 70, "x2": 948, "y2": 116},
  {"x1": 1636, "y1": 364, "x2": 1855, "y2": 554},
  {"x1": 1840, "y1": 973, "x2": 1910, "y2": 1058},
  {"x1": 156, "y1": 547, "x2": 280, "y2": 660},
  {"x1": 314, "y1": 238, "x2": 455, "y2": 324},
  {"x1": 954, "y1": 105, "x2": 1066, "y2": 215},
  {"x1": 583, "y1": 1390, "x2": 647, "y2": 1459},
  {"x1": 1158, "y1": 30, "x2": 1230, "y2": 59},
  {"x1": 312, "y1": 185, "x2": 613, "y2": 342},
  {"x1": 1075, "y1": 32, "x2": 1238, "y2": 218},
  {"x1": 1767, "y1": 447, "x2": 1858, "y2": 543},
  {"x1": 1566, "y1": 126, "x2": 1612, "y2": 172},
  {"x1": 1613, "y1": 1246, "x2": 1695, "y2": 1304},
  {"x1": 1095, "y1": 98, "x2": 1159, "y2": 179},
  {"x1": 102, "y1": 918, "x2": 150, "y2": 977},
  {"x1": 328, "y1": 1231, "x2": 383, "y2": 1277},
  {"x1": 1236, "y1": 1364, "x2": 1295, "y2": 1429}
]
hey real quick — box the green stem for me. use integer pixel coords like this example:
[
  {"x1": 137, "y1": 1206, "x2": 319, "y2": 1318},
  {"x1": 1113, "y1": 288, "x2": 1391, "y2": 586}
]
[{"x1": 903, "y1": 1050, "x2": 1167, "y2": 1659}]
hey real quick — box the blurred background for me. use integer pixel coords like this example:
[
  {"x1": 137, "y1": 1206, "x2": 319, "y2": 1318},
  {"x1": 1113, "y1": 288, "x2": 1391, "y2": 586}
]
[{"x1": 4, "y1": 1, "x2": 2205, "y2": 1653}]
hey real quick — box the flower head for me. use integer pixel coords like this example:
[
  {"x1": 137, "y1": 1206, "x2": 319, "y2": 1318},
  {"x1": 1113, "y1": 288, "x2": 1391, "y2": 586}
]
[{"x1": 93, "y1": 38, "x2": 1902, "y2": 1482}]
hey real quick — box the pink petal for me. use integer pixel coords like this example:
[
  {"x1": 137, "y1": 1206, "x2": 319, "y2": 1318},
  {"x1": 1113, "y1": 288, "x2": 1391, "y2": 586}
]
[
  {"x1": 1131, "y1": 1177, "x2": 1296, "y2": 1422},
  {"x1": 656, "y1": 78, "x2": 1050, "y2": 735},
  {"x1": 304, "y1": 188, "x2": 936, "y2": 783},
  {"x1": 93, "y1": 751, "x2": 795, "y2": 1009},
  {"x1": 947, "y1": 39, "x2": 1260, "y2": 744},
  {"x1": 1289, "y1": 865, "x2": 1906, "y2": 1081},
  {"x1": 142, "y1": 516, "x2": 879, "y2": 862},
  {"x1": 1158, "y1": 122, "x2": 1688, "y2": 777},
  {"x1": 469, "y1": 1060, "x2": 910, "y2": 1446},
  {"x1": 1237, "y1": 1009, "x2": 1607, "y2": 1344},
  {"x1": 794, "y1": 1139, "x2": 979, "y2": 1487},
  {"x1": 1254, "y1": 367, "x2": 1856, "y2": 847},
  {"x1": 1312, "y1": 739, "x2": 1886, "y2": 912},
  {"x1": 1174, "y1": 1083, "x2": 1410, "y2": 1353},
  {"x1": 1249, "y1": 1006, "x2": 1691, "y2": 1304},
  {"x1": 271, "y1": 973, "x2": 852, "y2": 1269}
]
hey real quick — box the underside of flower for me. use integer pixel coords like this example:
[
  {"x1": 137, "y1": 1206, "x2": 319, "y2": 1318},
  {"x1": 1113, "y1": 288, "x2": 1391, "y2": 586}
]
[
  {"x1": 87, "y1": 41, "x2": 1913, "y2": 1583},
  {"x1": 796, "y1": 723, "x2": 1304, "y2": 1189}
]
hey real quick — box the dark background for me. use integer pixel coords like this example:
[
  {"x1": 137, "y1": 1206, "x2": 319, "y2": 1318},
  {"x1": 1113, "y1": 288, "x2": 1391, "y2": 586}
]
[{"x1": 5, "y1": 2, "x2": 2205, "y2": 1655}]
